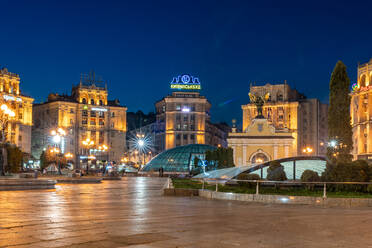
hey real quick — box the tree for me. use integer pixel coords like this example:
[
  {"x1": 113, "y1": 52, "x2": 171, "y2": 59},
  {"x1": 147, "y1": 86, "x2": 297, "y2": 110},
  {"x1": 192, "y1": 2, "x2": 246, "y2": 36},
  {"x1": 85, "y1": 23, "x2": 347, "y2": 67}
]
[
  {"x1": 5, "y1": 145, "x2": 23, "y2": 173},
  {"x1": 327, "y1": 61, "x2": 353, "y2": 163},
  {"x1": 267, "y1": 161, "x2": 287, "y2": 181},
  {"x1": 205, "y1": 147, "x2": 235, "y2": 170}
]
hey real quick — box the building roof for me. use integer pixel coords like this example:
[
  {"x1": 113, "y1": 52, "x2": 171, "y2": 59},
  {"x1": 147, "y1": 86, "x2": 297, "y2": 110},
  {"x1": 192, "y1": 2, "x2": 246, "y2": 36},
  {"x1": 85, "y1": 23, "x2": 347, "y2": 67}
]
[{"x1": 142, "y1": 144, "x2": 216, "y2": 172}]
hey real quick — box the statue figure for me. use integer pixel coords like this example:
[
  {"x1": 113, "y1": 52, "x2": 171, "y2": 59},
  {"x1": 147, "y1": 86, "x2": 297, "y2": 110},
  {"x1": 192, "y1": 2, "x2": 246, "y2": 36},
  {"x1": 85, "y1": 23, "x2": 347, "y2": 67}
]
[{"x1": 249, "y1": 92, "x2": 270, "y2": 118}]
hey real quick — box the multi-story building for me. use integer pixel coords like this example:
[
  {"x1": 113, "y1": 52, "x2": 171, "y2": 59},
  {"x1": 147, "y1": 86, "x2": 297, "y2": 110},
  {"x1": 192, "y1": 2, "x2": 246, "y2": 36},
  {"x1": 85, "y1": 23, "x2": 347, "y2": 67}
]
[
  {"x1": 0, "y1": 68, "x2": 33, "y2": 153},
  {"x1": 351, "y1": 59, "x2": 372, "y2": 160},
  {"x1": 155, "y1": 74, "x2": 211, "y2": 152},
  {"x1": 206, "y1": 122, "x2": 230, "y2": 148},
  {"x1": 31, "y1": 72, "x2": 127, "y2": 167},
  {"x1": 241, "y1": 82, "x2": 328, "y2": 157}
]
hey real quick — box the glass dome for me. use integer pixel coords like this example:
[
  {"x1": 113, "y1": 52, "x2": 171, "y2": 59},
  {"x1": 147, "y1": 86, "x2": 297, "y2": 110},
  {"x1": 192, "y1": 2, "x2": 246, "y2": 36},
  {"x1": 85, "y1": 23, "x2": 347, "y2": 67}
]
[{"x1": 142, "y1": 144, "x2": 216, "y2": 172}]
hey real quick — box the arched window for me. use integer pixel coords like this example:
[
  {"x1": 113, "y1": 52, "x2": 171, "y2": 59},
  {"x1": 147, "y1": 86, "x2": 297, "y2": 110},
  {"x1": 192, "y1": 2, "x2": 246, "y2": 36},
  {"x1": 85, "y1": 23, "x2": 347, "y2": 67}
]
[
  {"x1": 99, "y1": 100, "x2": 103, "y2": 106},
  {"x1": 90, "y1": 99, "x2": 94, "y2": 105},
  {"x1": 82, "y1": 98, "x2": 87, "y2": 104}
]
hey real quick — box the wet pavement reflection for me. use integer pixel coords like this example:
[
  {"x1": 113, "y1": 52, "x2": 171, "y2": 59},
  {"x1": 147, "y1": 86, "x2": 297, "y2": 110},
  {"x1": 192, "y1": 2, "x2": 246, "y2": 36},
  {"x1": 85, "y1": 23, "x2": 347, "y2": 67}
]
[{"x1": 0, "y1": 177, "x2": 372, "y2": 247}]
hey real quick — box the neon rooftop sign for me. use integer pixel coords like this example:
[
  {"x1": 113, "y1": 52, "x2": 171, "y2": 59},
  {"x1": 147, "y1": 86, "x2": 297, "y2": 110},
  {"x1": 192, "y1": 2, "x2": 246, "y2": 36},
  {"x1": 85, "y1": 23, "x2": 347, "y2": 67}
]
[{"x1": 170, "y1": 74, "x2": 201, "y2": 90}]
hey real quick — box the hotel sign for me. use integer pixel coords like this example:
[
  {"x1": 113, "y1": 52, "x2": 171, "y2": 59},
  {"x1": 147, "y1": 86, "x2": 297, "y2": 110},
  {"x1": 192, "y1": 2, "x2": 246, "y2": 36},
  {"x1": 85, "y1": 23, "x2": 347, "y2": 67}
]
[{"x1": 170, "y1": 74, "x2": 201, "y2": 90}]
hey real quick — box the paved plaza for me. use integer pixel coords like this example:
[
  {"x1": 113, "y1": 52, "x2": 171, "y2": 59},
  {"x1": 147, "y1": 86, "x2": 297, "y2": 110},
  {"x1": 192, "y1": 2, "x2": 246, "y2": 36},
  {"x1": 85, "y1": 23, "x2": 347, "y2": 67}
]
[{"x1": 0, "y1": 177, "x2": 372, "y2": 247}]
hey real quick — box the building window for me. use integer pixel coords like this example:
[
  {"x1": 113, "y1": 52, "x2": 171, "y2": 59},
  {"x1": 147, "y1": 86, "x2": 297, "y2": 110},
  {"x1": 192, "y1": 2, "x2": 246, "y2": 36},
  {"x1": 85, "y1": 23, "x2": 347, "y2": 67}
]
[
  {"x1": 183, "y1": 124, "x2": 188, "y2": 130},
  {"x1": 183, "y1": 115, "x2": 188, "y2": 121},
  {"x1": 82, "y1": 118, "x2": 87, "y2": 125},
  {"x1": 176, "y1": 105, "x2": 181, "y2": 111},
  {"x1": 90, "y1": 111, "x2": 96, "y2": 117},
  {"x1": 82, "y1": 98, "x2": 87, "y2": 104},
  {"x1": 82, "y1": 110, "x2": 88, "y2": 117},
  {"x1": 111, "y1": 123, "x2": 114, "y2": 128},
  {"x1": 70, "y1": 108, "x2": 74, "y2": 113},
  {"x1": 190, "y1": 115, "x2": 195, "y2": 121},
  {"x1": 111, "y1": 112, "x2": 115, "y2": 117},
  {"x1": 190, "y1": 124, "x2": 195, "y2": 131},
  {"x1": 18, "y1": 135, "x2": 22, "y2": 142},
  {"x1": 190, "y1": 134, "x2": 195, "y2": 140},
  {"x1": 176, "y1": 114, "x2": 181, "y2": 121},
  {"x1": 99, "y1": 100, "x2": 103, "y2": 106},
  {"x1": 191, "y1": 104, "x2": 195, "y2": 111},
  {"x1": 90, "y1": 99, "x2": 94, "y2": 105},
  {"x1": 99, "y1": 119, "x2": 104, "y2": 126},
  {"x1": 183, "y1": 134, "x2": 187, "y2": 140},
  {"x1": 99, "y1": 111, "x2": 104, "y2": 118},
  {"x1": 162, "y1": 105, "x2": 166, "y2": 112},
  {"x1": 176, "y1": 134, "x2": 181, "y2": 140},
  {"x1": 90, "y1": 119, "x2": 96, "y2": 125},
  {"x1": 176, "y1": 124, "x2": 181, "y2": 130}
]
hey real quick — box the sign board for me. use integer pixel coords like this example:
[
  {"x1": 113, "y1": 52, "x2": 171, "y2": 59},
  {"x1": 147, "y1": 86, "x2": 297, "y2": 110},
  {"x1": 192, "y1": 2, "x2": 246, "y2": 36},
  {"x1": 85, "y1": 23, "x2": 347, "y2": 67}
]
[{"x1": 170, "y1": 74, "x2": 201, "y2": 90}]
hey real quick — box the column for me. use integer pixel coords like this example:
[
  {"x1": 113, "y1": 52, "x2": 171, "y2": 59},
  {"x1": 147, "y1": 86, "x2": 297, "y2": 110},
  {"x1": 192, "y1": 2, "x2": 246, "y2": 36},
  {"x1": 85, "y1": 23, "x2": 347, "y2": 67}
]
[
  {"x1": 284, "y1": 145, "x2": 289, "y2": 158},
  {"x1": 273, "y1": 145, "x2": 278, "y2": 160},
  {"x1": 242, "y1": 145, "x2": 247, "y2": 166}
]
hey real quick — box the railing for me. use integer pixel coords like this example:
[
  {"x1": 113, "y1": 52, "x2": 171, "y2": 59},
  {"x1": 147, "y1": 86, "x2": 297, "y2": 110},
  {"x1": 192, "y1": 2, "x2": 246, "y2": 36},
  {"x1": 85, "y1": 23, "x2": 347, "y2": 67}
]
[{"x1": 182, "y1": 178, "x2": 372, "y2": 198}]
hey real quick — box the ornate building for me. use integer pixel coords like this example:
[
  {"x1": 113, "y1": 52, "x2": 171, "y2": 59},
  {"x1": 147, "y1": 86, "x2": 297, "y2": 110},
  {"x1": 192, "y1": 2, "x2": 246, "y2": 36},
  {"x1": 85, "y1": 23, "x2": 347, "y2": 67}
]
[
  {"x1": 351, "y1": 59, "x2": 372, "y2": 160},
  {"x1": 155, "y1": 74, "x2": 227, "y2": 153},
  {"x1": 241, "y1": 83, "x2": 328, "y2": 157},
  {"x1": 31, "y1": 72, "x2": 127, "y2": 167},
  {"x1": 155, "y1": 75, "x2": 210, "y2": 151},
  {"x1": 228, "y1": 117, "x2": 295, "y2": 166},
  {"x1": 0, "y1": 68, "x2": 33, "y2": 153}
]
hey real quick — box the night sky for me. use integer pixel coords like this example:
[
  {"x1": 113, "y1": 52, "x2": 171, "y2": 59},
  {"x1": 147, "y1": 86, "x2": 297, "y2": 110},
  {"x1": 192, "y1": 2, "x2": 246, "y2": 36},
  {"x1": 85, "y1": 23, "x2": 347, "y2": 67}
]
[{"x1": 1, "y1": 0, "x2": 372, "y2": 125}]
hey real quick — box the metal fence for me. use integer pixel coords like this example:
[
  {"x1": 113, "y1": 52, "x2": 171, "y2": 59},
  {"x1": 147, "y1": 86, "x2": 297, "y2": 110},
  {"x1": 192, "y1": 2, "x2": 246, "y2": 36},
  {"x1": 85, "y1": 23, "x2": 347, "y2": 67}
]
[{"x1": 180, "y1": 178, "x2": 372, "y2": 198}]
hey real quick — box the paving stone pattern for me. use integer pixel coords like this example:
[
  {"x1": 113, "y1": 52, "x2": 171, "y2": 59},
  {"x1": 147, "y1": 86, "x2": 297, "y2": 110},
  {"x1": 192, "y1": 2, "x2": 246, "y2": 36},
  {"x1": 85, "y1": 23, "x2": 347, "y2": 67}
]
[{"x1": 0, "y1": 177, "x2": 372, "y2": 247}]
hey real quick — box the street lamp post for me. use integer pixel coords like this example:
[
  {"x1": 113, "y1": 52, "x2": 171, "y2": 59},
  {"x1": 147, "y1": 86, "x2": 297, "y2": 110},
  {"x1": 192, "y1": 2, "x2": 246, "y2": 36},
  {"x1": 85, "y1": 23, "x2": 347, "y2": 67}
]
[
  {"x1": 50, "y1": 128, "x2": 66, "y2": 175},
  {"x1": 82, "y1": 138, "x2": 94, "y2": 174},
  {"x1": 0, "y1": 104, "x2": 15, "y2": 176}
]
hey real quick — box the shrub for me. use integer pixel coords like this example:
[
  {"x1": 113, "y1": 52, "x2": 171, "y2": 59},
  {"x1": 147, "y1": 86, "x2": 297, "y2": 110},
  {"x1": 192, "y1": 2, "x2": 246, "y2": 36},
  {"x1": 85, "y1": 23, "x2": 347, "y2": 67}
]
[
  {"x1": 301, "y1": 170, "x2": 320, "y2": 182},
  {"x1": 236, "y1": 173, "x2": 260, "y2": 187},
  {"x1": 267, "y1": 161, "x2": 287, "y2": 181}
]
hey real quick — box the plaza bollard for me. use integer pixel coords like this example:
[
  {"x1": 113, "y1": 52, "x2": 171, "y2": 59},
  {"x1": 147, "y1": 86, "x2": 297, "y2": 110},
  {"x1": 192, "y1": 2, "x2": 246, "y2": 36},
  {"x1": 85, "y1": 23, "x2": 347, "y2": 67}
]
[
  {"x1": 215, "y1": 181, "x2": 218, "y2": 192},
  {"x1": 256, "y1": 181, "x2": 259, "y2": 195}
]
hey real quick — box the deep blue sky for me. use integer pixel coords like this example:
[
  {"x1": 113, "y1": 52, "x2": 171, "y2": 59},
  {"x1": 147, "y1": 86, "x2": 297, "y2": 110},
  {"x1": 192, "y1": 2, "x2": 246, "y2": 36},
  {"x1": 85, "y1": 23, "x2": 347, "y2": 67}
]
[{"x1": 1, "y1": 0, "x2": 372, "y2": 125}]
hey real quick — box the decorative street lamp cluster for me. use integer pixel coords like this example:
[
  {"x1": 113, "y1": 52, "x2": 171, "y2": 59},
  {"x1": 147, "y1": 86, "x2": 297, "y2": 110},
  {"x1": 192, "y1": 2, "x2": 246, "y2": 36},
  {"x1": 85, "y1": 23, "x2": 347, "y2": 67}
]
[{"x1": 302, "y1": 147, "x2": 313, "y2": 154}]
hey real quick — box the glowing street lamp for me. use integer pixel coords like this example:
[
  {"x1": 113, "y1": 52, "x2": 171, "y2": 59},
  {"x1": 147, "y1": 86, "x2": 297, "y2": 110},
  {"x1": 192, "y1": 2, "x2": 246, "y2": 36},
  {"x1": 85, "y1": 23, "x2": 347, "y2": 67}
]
[{"x1": 302, "y1": 147, "x2": 313, "y2": 155}]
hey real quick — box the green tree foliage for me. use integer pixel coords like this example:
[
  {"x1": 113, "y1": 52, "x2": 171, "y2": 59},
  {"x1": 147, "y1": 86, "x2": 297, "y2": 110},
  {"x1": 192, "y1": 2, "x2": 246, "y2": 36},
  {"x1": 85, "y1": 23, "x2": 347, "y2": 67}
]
[
  {"x1": 267, "y1": 161, "x2": 287, "y2": 181},
  {"x1": 205, "y1": 147, "x2": 234, "y2": 170},
  {"x1": 327, "y1": 61, "x2": 353, "y2": 163},
  {"x1": 6, "y1": 145, "x2": 23, "y2": 173},
  {"x1": 322, "y1": 160, "x2": 372, "y2": 191},
  {"x1": 300, "y1": 170, "x2": 320, "y2": 182}
]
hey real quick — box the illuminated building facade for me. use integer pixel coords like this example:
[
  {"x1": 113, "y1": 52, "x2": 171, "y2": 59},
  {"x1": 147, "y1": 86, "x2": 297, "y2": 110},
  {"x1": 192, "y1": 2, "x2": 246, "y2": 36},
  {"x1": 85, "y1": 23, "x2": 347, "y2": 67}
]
[
  {"x1": 31, "y1": 72, "x2": 127, "y2": 166},
  {"x1": 155, "y1": 74, "x2": 211, "y2": 152},
  {"x1": 229, "y1": 83, "x2": 328, "y2": 166},
  {"x1": 351, "y1": 59, "x2": 372, "y2": 160},
  {"x1": 0, "y1": 68, "x2": 33, "y2": 153}
]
